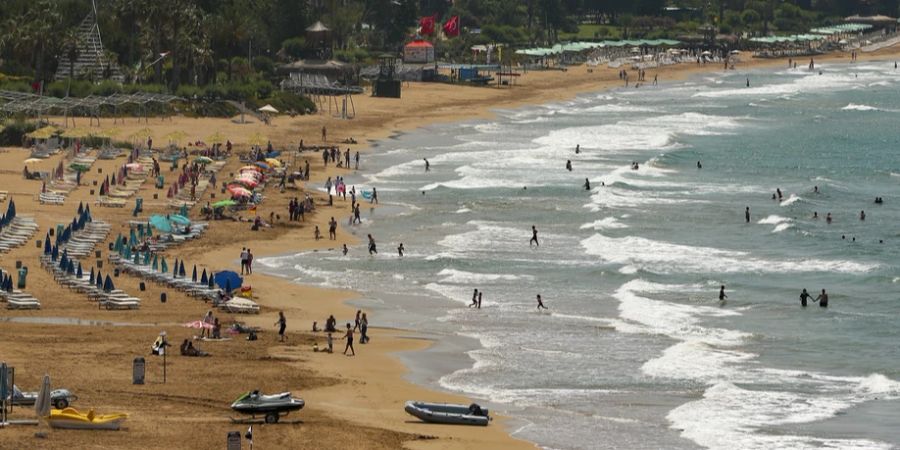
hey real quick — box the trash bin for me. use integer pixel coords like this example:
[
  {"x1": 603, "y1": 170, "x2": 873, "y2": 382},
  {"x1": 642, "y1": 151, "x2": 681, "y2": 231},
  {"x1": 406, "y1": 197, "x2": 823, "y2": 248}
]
[
  {"x1": 140, "y1": 282, "x2": 146, "y2": 291},
  {"x1": 161, "y1": 292, "x2": 167, "y2": 303},
  {"x1": 132, "y1": 357, "x2": 145, "y2": 385}
]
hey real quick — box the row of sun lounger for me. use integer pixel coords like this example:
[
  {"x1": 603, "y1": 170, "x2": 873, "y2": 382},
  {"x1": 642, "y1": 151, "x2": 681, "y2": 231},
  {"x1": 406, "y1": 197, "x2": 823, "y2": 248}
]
[
  {"x1": 0, "y1": 216, "x2": 38, "y2": 253},
  {"x1": 62, "y1": 220, "x2": 111, "y2": 258},
  {"x1": 0, "y1": 289, "x2": 41, "y2": 310},
  {"x1": 39, "y1": 192, "x2": 67, "y2": 205},
  {"x1": 40, "y1": 255, "x2": 142, "y2": 310}
]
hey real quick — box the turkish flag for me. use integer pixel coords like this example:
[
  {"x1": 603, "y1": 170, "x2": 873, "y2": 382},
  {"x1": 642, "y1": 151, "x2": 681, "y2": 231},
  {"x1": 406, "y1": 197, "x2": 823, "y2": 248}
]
[
  {"x1": 442, "y1": 16, "x2": 460, "y2": 37},
  {"x1": 419, "y1": 15, "x2": 436, "y2": 35}
]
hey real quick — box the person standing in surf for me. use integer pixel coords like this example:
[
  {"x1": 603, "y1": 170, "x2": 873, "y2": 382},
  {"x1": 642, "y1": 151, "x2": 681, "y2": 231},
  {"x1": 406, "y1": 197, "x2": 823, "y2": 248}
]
[
  {"x1": 470, "y1": 289, "x2": 479, "y2": 308},
  {"x1": 477, "y1": 291, "x2": 482, "y2": 309},
  {"x1": 799, "y1": 289, "x2": 812, "y2": 307},
  {"x1": 424, "y1": 158, "x2": 430, "y2": 172},
  {"x1": 530, "y1": 226, "x2": 539, "y2": 247},
  {"x1": 584, "y1": 178, "x2": 591, "y2": 191},
  {"x1": 745, "y1": 206, "x2": 751, "y2": 223},
  {"x1": 367, "y1": 234, "x2": 377, "y2": 254},
  {"x1": 815, "y1": 289, "x2": 829, "y2": 308},
  {"x1": 536, "y1": 294, "x2": 548, "y2": 310},
  {"x1": 719, "y1": 285, "x2": 728, "y2": 302}
]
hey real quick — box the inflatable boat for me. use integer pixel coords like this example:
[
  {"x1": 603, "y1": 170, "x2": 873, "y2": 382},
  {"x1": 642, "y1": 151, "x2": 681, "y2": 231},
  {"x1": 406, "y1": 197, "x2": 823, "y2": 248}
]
[
  {"x1": 404, "y1": 401, "x2": 491, "y2": 426},
  {"x1": 230, "y1": 390, "x2": 304, "y2": 424}
]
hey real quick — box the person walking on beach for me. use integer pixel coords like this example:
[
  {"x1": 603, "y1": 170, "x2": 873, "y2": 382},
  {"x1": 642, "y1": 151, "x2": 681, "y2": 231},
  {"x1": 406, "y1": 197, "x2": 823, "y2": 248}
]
[
  {"x1": 328, "y1": 217, "x2": 337, "y2": 240},
  {"x1": 275, "y1": 311, "x2": 287, "y2": 342},
  {"x1": 247, "y1": 249, "x2": 253, "y2": 274},
  {"x1": 815, "y1": 289, "x2": 829, "y2": 308},
  {"x1": 470, "y1": 289, "x2": 479, "y2": 308},
  {"x1": 371, "y1": 187, "x2": 378, "y2": 204},
  {"x1": 536, "y1": 294, "x2": 548, "y2": 310},
  {"x1": 360, "y1": 313, "x2": 369, "y2": 344},
  {"x1": 424, "y1": 158, "x2": 430, "y2": 172},
  {"x1": 719, "y1": 285, "x2": 728, "y2": 302},
  {"x1": 314, "y1": 225, "x2": 322, "y2": 240},
  {"x1": 355, "y1": 151, "x2": 360, "y2": 170},
  {"x1": 477, "y1": 291, "x2": 482, "y2": 309},
  {"x1": 342, "y1": 323, "x2": 355, "y2": 356},
  {"x1": 321, "y1": 126, "x2": 327, "y2": 142},
  {"x1": 368, "y1": 234, "x2": 377, "y2": 254},
  {"x1": 800, "y1": 288, "x2": 812, "y2": 307},
  {"x1": 530, "y1": 225, "x2": 539, "y2": 247},
  {"x1": 345, "y1": 148, "x2": 350, "y2": 168},
  {"x1": 353, "y1": 310, "x2": 361, "y2": 331},
  {"x1": 745, "y1": 207, "x2": 751, "y2": 223},
  {"x1": 397, "y1": 243, "x2": 405, "y2": 257},
  {"x1": 353, "y1": 204, "x2": 361, "y2": 224},
  {"x1": 240, "y1": 248, "x2": 249, "y2": 275},
  {"x1": 201, "y1": 310, "x2": 214, "y2": 338}
]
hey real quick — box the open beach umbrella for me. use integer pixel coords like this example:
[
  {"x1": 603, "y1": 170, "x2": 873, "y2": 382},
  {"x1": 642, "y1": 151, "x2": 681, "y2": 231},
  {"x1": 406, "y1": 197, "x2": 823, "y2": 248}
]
[
  {"x1": 169, "y1": 214, "x2": 190, "y2": 226},
  {"x1": 165, "y1": 130, "x2": 187, "y2": 143},
  {"x1": 69, "y1": 163, "x2": 90, "y2": 173},
  {"x1": 200, "y1": 269, "x2": 208, "y2": 285},
  {"x1": 258, "y1": 104, "x2": 278, "y2": 114},
  {"x1": 247, "y1": 132, "x2": 268, "y2": 146},
  {"x1": 35, "y1": 374, "x2": 51, "y2": 418},
  {"x1": 103, "y1": 275, "x2": 114, "y2": 292},
  {"x1": 191, "y1": 265, "x2": 197, "y2": 283},
  {"x1": 126, "y1": 162, "x2": 143, "y2": 172},
  {"x1": 214, "y1": 270, "x2": 242, "y2": 292},
  {"x1": 28, "y1": 125, "x2": 59, "y2": 140},
  {"x1": 161, "y1": 258, "x2": 168, "y2": 274},
  {"x1": 183, "y1": 320, "x2": 214, "y2": 330},
  {"x1": 265, "y1": 158, "x2": 282, "y2": 168},
  {"x1": 230, "y1": 179, "x2": 257, "y2": 189},
  {"x1": 195, "y1": 156, "x2": 213, "y2": 165},
  {"x1": 239, "y1": 165, "x2": 260, "y2": 173},
  {"x1": 254, "y1": 162, "x2": 270, "y2": 170},
  {"x1": 149, "y1": 215, "x2": 174, "y2": 233},
  {"x1": 228, "y1": 186, "x2": 252, "y2": 198},
  {"x1": 212, "y1": 199, "x2": 236, "y2": 208},
  {"x1": 179, "y1": 261, "x2": 186, "y2": 278}
]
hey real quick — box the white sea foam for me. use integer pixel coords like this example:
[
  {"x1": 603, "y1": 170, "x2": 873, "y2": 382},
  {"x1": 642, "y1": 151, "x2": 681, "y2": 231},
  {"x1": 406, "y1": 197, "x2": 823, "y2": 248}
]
[
  {"x1": 780, "y1": 193, "x2": 802, "y2": 205},
  {"x1": 757, "y1": 215, "x2": 793, "y2": 233},
  {"x1": 581, "y1": 234, "x2": 876, "y2": 274},
  {"x1": 579, "y1": 217, "x2": 629, "y2": 230},
  {"x1": 437, "y1": 268, "x2": 531, "y2": 284},
  {"x1": 842, "y1": 103, "x2": 881, "y2": 111}
]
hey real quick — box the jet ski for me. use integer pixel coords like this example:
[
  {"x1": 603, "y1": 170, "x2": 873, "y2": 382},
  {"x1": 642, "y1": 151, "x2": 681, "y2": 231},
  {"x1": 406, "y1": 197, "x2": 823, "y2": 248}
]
[{"x1": 230, "y1": 390, "x2": 304, "y2": 423}]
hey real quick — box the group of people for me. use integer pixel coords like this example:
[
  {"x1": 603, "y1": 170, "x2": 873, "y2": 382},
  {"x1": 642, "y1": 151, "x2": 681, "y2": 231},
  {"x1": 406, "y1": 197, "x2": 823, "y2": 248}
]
[
  {"x1": 322, "y1": 146, "x2": 360, "y2": 170},
  {"x1": 309, "y1": 311, "x2": 370, "y2": 356},
  {"x1": 287, "y1": 195, "x2": 314, "y2": 221}
]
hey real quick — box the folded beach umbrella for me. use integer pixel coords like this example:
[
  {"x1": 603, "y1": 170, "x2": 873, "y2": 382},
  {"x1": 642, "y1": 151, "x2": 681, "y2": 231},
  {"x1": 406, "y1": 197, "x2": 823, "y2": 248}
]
[
  {"x1": 85, "y1": 204, "x2": 91, "y2": 217},
  {"x1": 89, "y1": 267, "x2": 95, "y2": 284},
  {"x1": 151, "y1": 254, "x2": 158, "y2": 271},
  {"x1": 114, "y1": 235, "x2": 123, "y2": 252},
  {"x1": 208, "y1": 272, "x2": 215, "y2": 289},
  {"x1": 99, "y1": 183, "x2": 107, "y2": 196},
  {"x1": 129, "y1": 229, "x2": 137, "y2": 246},
  {"x1": 138, "y1": 225, "x2": 145, "y2": 239},
  {"x1": 161, "y1": 258, "x2": 168, "y2": 274},
  {"x1": 179, "y1": 204, "x2": 188, "y2": 217},
  {"x1": 77, "y1": 202, "x2": 83, "y2": 215},
  {"x1": 200, "y1": 269, "x2": 208, "y2": 285},
  {"x1": 6, "y1": 198, "x2": 15, "y2": 219},
  {"x1": 179, "y1": 261, "x2": 186, "y2": 278},
  {"x1": 191, "y1": 265, "x2": 197, "y2": 283},
  {"x1": 76, "y1": 262, "x2": 83, "y2": 279},
  {"x1": 96, "y1": 271, "x2": 103, "y2": 290},
  {"x1": 123, "y1": 245, "x2": 131, "y2": 260},
  {"x1": 172, "y1": 258, "x2": 178, "y2": 277},
  {"x1": 111, "y1": 173, "x2": 116, "y2": 185},
  {"x1": 43, "y1": 236, "x2": 51, "y2": 255},
  {"x1": 51, "y1": 245, "x2": 58, "y2": 261},
  {"x1": 103, "y1": 275, "x2": 114, "y2": 292},
  {"x1": 67, "y1": 259, "x2": 75, "y2": 275},
  {"x1": 146, "y1": 224, "x2": 152, "y2": 237},
  {"x1": 144, "y1": 251, "x2": 151, "y2": 265},
  {"x1": 59, "y1": 252, "x2": 68, "y2": 270},
  {"x1": 133, "y1": 251, "x2": 140, "y2": 264}
]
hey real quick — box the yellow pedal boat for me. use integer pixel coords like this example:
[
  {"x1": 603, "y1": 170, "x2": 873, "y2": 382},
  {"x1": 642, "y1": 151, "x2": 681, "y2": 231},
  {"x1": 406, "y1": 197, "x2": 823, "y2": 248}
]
[{"x1": 48, "y1": 407, "x2": 128, "y2": 430}]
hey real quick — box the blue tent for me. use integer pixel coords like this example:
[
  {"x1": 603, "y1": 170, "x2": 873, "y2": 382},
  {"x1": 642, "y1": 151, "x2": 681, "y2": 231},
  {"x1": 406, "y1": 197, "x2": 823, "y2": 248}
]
[
  {"x1": 200, "y1": 269, "x2": 208, "y2": 285},
  {"x1": 103, "y1": 274, "x2": 114, "y2": 292},
  {"x1": 213, "y1": 271, "x2": 242, "y2": 292},
  {"x1": 191, "y1": 265, "x2": 197, "y2": 283}
]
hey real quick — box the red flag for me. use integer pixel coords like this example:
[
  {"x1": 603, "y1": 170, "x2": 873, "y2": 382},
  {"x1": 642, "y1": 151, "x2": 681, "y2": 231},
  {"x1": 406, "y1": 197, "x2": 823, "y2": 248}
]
[
  {"x1": 419, "y1": 15, "x2": 436, "y2": 35},
  {"x1": 442, "y1": 16, "x2": 460, "y2": 38}
]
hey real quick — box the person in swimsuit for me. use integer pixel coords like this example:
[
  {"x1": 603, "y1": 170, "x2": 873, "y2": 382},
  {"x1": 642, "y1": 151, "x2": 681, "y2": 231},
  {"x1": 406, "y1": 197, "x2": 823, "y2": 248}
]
[
  {"x1": 397, "y1": 243, "x2": 405, "y2": 256},
  {"x1": 719, "y1": 285, "x2": 727, "y2": 302},
  {"x1": 470, "y1": 289, "x2": 479, "y2": 308},
  {"x1": 815, "y1": 289, "x2": 829, "y2": 308},
  {"x1": 536, "y1": 294, "x2": 547, "y2": 310},
  {"x1": 566, "y1": 160, "x2": 572, "y2": 171},
  {"x1": 424, "y1": 159, "x2": 430, "y2": 172},
  {"x1": 368, "y1": 234, "x2": 377, "y2": 254},
  {"x1": 575, "y1": 144, "x2": 580, "y2": 154},
  {"x1": 799, "y1": 288, "x2": 811, "y2": 307},
  {"x1": 584, "y1": 178, "x2": 591, "y2": 190},
  {"x1": 530, "y1": 226, "x2": 539, "y2": 247},
  {"x1": 477, "y1": 291, "x2": 482, "y2": 309},
  {"x1": 275, "y1": 311, "x2": 287, "y2": 342},
  {"x1": 343, "y1": 323, "x2": 355, "y2": 356},
  {"x1": 745, "y1": 207, "x2": 751, "y2": 223}
]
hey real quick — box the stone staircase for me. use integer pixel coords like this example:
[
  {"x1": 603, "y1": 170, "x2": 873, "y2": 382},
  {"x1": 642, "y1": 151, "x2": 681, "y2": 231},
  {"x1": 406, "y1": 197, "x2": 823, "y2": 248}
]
[{"x1": 54, "y1": 13, "x2": 123, "y2": 82}]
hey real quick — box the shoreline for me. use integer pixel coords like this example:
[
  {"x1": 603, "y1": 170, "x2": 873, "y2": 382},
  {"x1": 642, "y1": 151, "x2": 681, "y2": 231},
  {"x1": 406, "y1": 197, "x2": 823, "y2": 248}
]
[{"x1": 3, "y1": 44, "x2": 900, "y2": 449}]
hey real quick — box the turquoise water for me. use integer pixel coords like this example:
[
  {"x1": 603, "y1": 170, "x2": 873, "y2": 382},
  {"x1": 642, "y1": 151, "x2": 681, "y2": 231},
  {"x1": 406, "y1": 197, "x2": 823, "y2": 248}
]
[{"x1": 259, "y1": 61, "x2": 900, "y2": 449}]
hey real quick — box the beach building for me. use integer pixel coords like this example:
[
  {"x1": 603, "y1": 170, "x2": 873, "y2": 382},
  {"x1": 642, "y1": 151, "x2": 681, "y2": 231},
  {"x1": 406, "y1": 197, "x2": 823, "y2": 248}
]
[{"x1": 403, "y1": 40, "x2": 435, "y2": 64}]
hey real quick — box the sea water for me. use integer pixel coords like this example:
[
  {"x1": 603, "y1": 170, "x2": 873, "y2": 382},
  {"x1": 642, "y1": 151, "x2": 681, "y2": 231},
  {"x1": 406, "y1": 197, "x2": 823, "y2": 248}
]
[{"x1": 259, "y1": 61, "x2": 900, "y2": 449}]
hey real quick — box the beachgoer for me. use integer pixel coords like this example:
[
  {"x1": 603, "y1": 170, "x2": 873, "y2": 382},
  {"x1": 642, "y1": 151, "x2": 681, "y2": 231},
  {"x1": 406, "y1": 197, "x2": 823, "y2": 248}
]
[
  {"x1": 343, "y1": 323, "x2": 355, "y2": 356},
  {"x1": 360, "y1": 313, "x2": 369, "y2": 344},
  {"x1": 326, "y1": 332, "x2": 334, "y2": 353},
  {"x1": 424, "y1": 158, "x2": 430, "y2": 172},
  {"x1": 826, "y1": 213, "x2": 832, "y2": 224},
  {"x1": 584, "y1": 178, "x2": 590, "y2": 190},
  {"x1": 799, "y1": 289, "x2": 812, "y2": 307},
  {"x1": 315, "y1": 225, "x2": 321, "y2": 240},
  {"x1": 477, "y1": 292, "x2": 482, "y2": 309},
  {"x1": 371, "y1": 187, "x2": 378, "y2": 204},
  {"x1": 530, "y1": 225, "x2": 539, "y2": 247},
  {"x1": 746, "y1": 77, "x2": 750, "y2": 87},
  {"x1": 815, "y1": 289, "x2": 828, "y2": 308},
  {"x1": 247, "y1": 249, "x2": 253, "y2": 274},
  {"x1": 397, "y1": 243, "x2": 405, "y2": 257},
  {"x1": 470, "y1": 289, "x2": 478, "y2": 308},
  {"x1": 860, "y1": 210, "x2": 866, "y2": 221},
  {"x1": 201, "y1": 310, "x2": 214, "y2": 338},
  {"x1": 326, "y1": 315, "x2": 337, "y2": 332},
  {"x1": 813, "y1": 211, "x2": 818, "y2": 219},
  {"x1": 354, "y1": 310, "x2": 361, "y2": 331},
  {"x1": 536, "y1": 294, "x2": 547, "y2": 310},
  {"x1": 342, "y1": 244, "x2": 348, "y2": 256},
  {"x1": 275, "y1": 311, "x2": 287, "y2": 342},
  {"x1": 697, "y1": 161, "x2": 702, "y2": 169},
  {"x1": 240, "y1": 248, "x2": 249, "y2": 275},
  {"x1": 719, "y1": 285, "x2": 727, "y2": 302},
  {"x1": 329, "y1": 217, "x2": 337, "y2": 240},
  {"x1": 814, "y1": 186, "x2": 819, "y2": 193},
  {"x1": 575, "y1": 144, "x2": 580, "y2": 154},
  {"x1": 566, "y1": 160, "x2": 572, "y2": 171},
  {"x1": 355, "y1": 151, "x2": 360, "y2": 170},
  {"x1": 321, "y1": 126, "x2": 327, "y2": 142},
  {"x1": 368, "y1": 234, "x2": 377, "y2": 254},
  {"x1": 745, "y1": 207, "x2": 751, "y2": 223}
]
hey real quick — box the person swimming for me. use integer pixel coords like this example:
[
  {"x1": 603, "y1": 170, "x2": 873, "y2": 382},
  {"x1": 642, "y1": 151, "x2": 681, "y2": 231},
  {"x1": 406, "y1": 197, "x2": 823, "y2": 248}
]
[{"x1": 860, "y1": 210, "x2": 866, "y2": 221}]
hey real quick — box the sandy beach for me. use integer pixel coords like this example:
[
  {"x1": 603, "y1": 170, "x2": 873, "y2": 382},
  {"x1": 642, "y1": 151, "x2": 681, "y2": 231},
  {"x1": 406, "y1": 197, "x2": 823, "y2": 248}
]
[{"x1": 3, "y1": 44, "x2": 900, "y2": 449}]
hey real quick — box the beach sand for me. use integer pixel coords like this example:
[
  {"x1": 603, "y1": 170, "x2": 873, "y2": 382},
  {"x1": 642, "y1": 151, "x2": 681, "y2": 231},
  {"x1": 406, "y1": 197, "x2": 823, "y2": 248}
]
[{"x1": 3, "y1": 45, "x2": 900, "y2": 449}]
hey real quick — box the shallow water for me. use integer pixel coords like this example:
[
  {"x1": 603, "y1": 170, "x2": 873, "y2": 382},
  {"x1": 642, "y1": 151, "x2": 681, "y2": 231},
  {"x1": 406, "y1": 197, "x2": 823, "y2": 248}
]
[{"x1": 260, "y1": 61, "x2": 900, "y2": 449}]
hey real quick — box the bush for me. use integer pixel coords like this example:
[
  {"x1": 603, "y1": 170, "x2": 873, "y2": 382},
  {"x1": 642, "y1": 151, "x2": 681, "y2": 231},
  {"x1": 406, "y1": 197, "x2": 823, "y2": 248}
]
[
  {"x1": 281, "y1": 37, "x2": 307, "y2": 59},
  {"x1": 0, "y1": 120, "x2": 38, "y2": 146},
  {"x1": 93, "y1": 80, "x2": 122, "y2": 96},
  {"x1": 252, "y1": 56, "x2": 275, "y2": 77},
  {"x1": 46, "y1": 79, "x2": 93, "y2": 97},
  {"x1": 269, "y1": 91, "x2": 316, "y2": 114}
]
